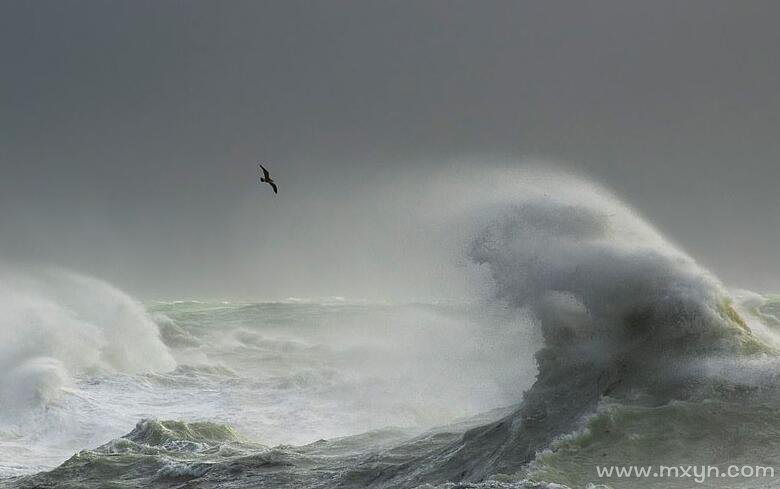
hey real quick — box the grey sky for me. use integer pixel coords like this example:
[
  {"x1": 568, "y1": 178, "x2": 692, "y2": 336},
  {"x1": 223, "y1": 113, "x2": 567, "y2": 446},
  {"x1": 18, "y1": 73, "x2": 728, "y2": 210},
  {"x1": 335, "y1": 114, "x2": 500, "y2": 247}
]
[{"x1": 2, "y1": 1, "x2": 779, "y2": 299}]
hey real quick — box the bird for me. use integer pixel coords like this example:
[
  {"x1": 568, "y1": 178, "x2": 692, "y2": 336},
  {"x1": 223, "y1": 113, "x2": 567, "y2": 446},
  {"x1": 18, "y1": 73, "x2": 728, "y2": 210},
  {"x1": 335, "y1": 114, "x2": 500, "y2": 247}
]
[{"x1": 258, "y1": 163, "x2": 278, "y2": 194}]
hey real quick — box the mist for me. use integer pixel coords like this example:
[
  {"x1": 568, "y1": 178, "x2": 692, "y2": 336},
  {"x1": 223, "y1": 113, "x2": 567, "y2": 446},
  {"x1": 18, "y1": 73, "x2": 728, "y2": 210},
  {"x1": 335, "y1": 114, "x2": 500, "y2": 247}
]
[{"x1": 2, "y1": 1, "x2": 780, "y2": 300}]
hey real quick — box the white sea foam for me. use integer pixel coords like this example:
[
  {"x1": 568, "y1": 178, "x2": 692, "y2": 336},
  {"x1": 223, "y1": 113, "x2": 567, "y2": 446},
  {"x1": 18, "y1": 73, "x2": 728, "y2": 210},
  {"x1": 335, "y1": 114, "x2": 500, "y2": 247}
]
[{"x1": 0, "y1": 269, "x2": 175, "y2": 413}]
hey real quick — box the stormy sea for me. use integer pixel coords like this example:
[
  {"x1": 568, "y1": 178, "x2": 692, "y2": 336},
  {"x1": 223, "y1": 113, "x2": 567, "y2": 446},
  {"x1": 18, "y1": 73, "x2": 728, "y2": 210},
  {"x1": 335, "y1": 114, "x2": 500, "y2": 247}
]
[{"x1": 1, "y1": 172, "x2": 778, "y2": 489}]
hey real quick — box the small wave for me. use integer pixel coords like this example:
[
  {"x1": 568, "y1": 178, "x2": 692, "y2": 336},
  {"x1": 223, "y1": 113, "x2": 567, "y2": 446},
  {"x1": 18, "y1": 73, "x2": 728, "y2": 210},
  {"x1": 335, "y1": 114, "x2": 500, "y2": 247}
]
[
  {"x1": 3, "y1": 418, "x2": 260, "y2": 487},
  {"x1": 153, "y1": 314, "x2": 202, "y2": 348},
  {"x1": 125, "y1": 419, "x2": 244, "y2": 447}
]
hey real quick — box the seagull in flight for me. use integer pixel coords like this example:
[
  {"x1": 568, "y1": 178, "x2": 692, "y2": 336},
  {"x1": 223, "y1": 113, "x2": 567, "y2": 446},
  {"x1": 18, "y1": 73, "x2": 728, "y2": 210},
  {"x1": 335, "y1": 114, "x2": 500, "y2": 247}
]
[{"x1": 258, "y1": 164, "x2": 278, "y2": 194}]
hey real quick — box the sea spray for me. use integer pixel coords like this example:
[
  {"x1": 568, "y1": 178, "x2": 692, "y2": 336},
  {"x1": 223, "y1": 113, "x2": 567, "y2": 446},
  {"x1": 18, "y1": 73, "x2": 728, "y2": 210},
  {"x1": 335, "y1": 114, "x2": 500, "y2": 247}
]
[
  {"x1": 342, "y1": 169, "x2": 775, "y2": 486},
  {"x1": 0, "y1": 269, "x2": 177, "y2": 476},
  {"x1": 0, "y1": 269, "x2": 175, "y2": 413}
]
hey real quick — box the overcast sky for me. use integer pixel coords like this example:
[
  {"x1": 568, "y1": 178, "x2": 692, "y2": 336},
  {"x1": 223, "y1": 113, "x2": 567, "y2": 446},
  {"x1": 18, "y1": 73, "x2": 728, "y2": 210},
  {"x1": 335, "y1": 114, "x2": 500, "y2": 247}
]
[{"x1": 2, "y1": 1, "x2": 779, "y2": 300}]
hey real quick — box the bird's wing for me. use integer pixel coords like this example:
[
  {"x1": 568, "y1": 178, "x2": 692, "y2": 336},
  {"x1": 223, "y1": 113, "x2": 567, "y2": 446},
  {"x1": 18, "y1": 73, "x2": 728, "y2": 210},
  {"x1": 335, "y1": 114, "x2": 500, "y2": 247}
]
[
  {"x1": 258, "y1": 164, "x2": 271, "y2": 179},
  {"x1": 270, "y1": 182, "x2": 278, "y2": 194}
]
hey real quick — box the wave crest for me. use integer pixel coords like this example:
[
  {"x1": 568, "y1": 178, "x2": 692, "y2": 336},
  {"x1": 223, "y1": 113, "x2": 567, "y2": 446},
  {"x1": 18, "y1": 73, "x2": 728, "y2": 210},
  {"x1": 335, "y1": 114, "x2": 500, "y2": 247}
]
[
  {"x1": 362, "y1": 169, "x2": 775, "y2": 485},
  {"x1": 0, "y1": 269, "x2": 175, "y2": 413}
]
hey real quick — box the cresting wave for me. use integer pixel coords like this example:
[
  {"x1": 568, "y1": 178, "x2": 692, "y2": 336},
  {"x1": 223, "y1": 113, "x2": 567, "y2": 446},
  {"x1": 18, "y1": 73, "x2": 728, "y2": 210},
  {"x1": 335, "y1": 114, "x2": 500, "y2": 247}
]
[
  {"x1": 418, "y1": 183, "x2": 771, "y2": 478},
  {"x1": 0, "y1": 270, "x2": 175, "y2": 416},
  {"x1": 4, "y1": 168, "x2": 780, "y2": 488},
  {"x1": 322, "y1": 170, "x2": 776, "y2": 487}
]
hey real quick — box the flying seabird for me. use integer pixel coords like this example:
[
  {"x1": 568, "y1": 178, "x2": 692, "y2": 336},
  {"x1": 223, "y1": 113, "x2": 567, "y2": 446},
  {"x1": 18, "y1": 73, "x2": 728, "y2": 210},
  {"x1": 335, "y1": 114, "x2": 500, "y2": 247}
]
[{"x1": 258, "y1": 164, "x2": 278, "y2": 194}]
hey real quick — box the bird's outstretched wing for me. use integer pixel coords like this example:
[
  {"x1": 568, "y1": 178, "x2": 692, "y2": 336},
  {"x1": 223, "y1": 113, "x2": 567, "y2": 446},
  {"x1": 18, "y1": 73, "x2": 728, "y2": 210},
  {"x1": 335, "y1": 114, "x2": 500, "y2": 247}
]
[
  {"x1": 270, "y1": 182, "x2": 278, "y2": 194},
  {"x1": 258, "y1": 164, "x2": 271, "y2": 180}
]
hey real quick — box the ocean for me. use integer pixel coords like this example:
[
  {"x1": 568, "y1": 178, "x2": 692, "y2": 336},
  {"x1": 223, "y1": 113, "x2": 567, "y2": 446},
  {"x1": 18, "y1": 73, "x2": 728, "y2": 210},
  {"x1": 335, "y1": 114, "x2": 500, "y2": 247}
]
[{"x1": 1, "y1": 173, "x2": 779, "y2": 488}]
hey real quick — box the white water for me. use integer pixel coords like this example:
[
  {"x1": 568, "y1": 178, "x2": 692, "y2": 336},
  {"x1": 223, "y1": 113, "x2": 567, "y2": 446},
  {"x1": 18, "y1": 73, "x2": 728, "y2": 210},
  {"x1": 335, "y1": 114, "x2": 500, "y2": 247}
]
[{"x1": 0, "y1": 275, "x2": 538, "y2": 478}]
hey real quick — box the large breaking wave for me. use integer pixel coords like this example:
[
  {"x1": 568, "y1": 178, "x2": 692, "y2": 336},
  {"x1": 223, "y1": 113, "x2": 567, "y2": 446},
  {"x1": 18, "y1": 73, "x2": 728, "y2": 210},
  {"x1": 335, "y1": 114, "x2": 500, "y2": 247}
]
[
  {"x1": 334, "y1": 169, "x2": 779, "y2": 487},
  {"x1": 383, "y1": 171, "x2": 774, "y2": 483},
  {"x1": 4, "y1": 168, "x2": 779, "y2": 488}
]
